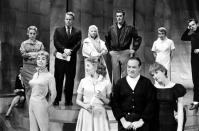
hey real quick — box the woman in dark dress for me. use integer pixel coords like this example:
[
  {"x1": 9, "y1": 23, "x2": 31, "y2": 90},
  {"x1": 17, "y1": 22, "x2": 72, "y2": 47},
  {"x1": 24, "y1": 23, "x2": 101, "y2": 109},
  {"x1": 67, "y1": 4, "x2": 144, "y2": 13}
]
[{"x1": 149, "y1": 62, "x2": 186, "y2": 131}]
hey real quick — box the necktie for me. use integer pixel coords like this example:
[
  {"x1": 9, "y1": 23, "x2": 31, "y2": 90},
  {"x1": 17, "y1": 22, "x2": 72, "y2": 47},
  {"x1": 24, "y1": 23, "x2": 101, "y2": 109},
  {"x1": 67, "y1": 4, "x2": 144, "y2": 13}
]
[{"x1": 67, "y1": 27, "x2": 70, "y2": 35}]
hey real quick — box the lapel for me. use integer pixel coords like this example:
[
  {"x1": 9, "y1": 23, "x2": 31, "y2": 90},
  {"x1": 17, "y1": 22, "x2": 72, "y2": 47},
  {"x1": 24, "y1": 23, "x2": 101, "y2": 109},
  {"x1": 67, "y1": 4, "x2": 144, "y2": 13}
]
[
  {"x1": 119, "y1": 24, "x2": 126, "y2": 41},
  {"x1": 68, "y1": 27, "x2": 76, "y2": 40},
  {"x1": 62, "y1": 27, "x2": 68, "y2": 39},
  {"x1": 112, "y1": 24, "x2": 118, "y2": 43}
]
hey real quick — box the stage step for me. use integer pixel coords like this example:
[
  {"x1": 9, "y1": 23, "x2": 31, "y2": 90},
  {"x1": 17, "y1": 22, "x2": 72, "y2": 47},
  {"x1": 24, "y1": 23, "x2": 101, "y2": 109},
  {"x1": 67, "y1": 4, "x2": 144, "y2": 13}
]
[
  {"x1": 3, "y1": 104, "x2": 199, "y2": 131},
  {"x1": 3, "y1": 104, "x2": 117, "y2": 131}
]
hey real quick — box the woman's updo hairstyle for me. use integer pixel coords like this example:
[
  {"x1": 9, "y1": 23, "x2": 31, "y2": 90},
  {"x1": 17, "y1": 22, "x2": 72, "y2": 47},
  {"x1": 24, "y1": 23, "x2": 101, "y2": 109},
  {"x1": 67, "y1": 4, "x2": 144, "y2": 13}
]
[
  {"x1": 37, "y1": 50, "x2": 49, "y2": 64},
  {"x1": 27, "y1": 25, "x2": 38, "y2": 34}
]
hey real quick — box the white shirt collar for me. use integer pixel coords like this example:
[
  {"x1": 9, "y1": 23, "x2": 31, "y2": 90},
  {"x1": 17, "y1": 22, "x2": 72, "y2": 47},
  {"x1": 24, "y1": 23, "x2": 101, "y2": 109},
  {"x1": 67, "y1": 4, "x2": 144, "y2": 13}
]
[{"x1": 126, "y1": 75, "x2": 140, "y2": 90}]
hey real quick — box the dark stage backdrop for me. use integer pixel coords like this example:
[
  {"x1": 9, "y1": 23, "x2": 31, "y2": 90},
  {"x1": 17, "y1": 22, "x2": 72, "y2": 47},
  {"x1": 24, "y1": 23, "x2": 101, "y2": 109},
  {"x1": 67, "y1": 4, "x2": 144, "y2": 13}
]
[
  {"x1": 0, "y1": 0, "x2": 50, "y2": 92},
  {"x1": 1, "y1": 0, "x2": 198, "y2": 93}
]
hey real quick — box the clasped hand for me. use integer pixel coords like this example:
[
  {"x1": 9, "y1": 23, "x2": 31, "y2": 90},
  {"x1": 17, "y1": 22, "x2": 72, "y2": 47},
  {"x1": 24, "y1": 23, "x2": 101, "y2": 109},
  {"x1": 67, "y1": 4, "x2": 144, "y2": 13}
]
[
  {"x1": 194, "y1": 49, "x2": 199, "y2": 54},
  {"x1": 95, "y1": 91, "x2": 104, "y2": 101},
  {"x1": 83, "y1": 103, "x2": 93, "y2": 113},
  {"x1": 64, "y1": 49, "x2": 72, "y2": 56},
  {"x1": 121, "y1": 118, "x2": 144, "y2": 130}
]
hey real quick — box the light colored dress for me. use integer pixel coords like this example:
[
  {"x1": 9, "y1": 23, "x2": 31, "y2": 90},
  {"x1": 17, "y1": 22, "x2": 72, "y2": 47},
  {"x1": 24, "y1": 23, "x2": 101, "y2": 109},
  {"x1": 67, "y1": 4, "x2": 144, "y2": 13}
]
[
  {"x1": 75, "y1": 76, "x2": 111, "y2": 131},
  {"x1": 82, "y1": 37, "x2": 110, "y2": 81},
  {"x1": 151, "y1": 37, "x2": 175, "y2": 70},
  {"x1": 29, "y1": 71, "x2": 56, "y2": 131}
]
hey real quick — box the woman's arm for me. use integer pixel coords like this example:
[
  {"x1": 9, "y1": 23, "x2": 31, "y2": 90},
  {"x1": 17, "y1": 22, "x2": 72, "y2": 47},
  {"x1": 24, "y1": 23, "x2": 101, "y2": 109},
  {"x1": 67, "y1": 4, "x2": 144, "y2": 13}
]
[
  {"x1": 76, "y1": 93, "x2": 92, "y2": 112},
  {"x1": 48, "y1": 75, "x2": 57, "y2": 106},
  {"x1": 177, "y1": 97, "x2": 184, "y2": 131}
]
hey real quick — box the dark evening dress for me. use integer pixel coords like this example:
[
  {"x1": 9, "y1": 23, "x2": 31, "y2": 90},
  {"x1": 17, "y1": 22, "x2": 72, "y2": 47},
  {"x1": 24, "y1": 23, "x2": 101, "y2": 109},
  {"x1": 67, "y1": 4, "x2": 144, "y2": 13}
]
[{"x1": 156, "y1": 83, "x2": 186, "y2": 131}]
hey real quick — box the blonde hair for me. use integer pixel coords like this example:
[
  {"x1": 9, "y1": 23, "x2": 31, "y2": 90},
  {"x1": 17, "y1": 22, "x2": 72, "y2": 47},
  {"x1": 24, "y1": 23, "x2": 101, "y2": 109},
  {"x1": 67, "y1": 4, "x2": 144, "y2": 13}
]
[
  {"x1": 37, "y1": 50, "x2": 49, "y2": 64},
  {"x1": 66, "y1": 11, "x2": 75, "y2": 20},
  {"x1": 88, "y1": 25, "x2": 100, "y2": 39},
  {"x1": 27, "y1": 25, "x2": 38, "y2": 34}
]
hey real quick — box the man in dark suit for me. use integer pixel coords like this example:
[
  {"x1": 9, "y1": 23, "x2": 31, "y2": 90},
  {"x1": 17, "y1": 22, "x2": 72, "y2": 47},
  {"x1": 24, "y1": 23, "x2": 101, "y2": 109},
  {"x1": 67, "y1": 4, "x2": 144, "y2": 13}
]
[
  {"x1": 111, "y1": 57, "x2": 156, "y2": 131},
  {"x1": 53, "y1": 11, "x2": 82, "y2": 106},
  {"x1": 105, "y1": 9, "x2": 142, "y2": 86}
]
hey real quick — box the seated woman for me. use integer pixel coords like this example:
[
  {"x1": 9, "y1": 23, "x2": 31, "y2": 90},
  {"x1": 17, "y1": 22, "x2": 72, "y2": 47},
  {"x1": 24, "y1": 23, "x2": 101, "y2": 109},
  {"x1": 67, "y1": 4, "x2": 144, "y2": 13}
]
[
  {"x1": 82, "y1": 25, "x2": 109, "y2": 81},
  {"x1": 149, "y1": 62, "x2": 186, "y2": 131},
  {"x1": 75, "y1": 57, "x2": 112, "y2": 131},
  {"x1": 5, "y1": 72, "x2": 26, "y2": 118}
]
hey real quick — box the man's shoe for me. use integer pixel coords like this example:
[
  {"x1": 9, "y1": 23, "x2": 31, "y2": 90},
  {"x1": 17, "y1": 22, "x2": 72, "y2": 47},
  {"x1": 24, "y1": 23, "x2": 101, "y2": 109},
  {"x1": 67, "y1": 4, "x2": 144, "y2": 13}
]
[
  {"x1": 189, "y1": 103, "x2": 199, "y2": 110},
  {"x1": 53, "y1": 101, "x2": 59, "y2": 106}
]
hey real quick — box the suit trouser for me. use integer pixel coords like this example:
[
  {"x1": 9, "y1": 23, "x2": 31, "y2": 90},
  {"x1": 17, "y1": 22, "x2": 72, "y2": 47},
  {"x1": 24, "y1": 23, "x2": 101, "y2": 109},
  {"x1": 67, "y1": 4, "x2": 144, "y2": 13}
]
[
  {"x1": 29, "y1": 98, "x2": 49, "y2": 131},
  {"x1": 191, "y1": 53, "x2": 199, "y2": 102},
  {"x1": 54, "y1": 57, "x2": 76, "y2": 103},
  {"x1": 109, "y1": 50, "x2": 130, "y2": 86}
]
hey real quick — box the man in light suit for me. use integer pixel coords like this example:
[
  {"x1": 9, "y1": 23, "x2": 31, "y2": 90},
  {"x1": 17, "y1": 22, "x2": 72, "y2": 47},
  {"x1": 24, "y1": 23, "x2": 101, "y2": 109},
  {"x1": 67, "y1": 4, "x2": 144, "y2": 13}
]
[{"x1": 53, "y1": 11, "x2": 82, "y2": 106}]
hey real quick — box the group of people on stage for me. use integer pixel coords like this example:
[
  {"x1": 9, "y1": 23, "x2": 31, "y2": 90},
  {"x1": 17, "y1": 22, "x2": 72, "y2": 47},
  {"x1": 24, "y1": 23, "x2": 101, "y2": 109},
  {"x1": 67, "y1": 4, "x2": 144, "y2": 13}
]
[{"x1": 5, "y1": 8, "x2": 199, "y2": 131}]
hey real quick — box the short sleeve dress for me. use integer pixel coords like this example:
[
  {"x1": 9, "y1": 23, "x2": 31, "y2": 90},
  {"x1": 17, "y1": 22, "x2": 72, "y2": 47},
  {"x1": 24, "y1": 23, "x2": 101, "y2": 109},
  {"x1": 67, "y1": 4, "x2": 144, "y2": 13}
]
[
  {"x1": 156, "y1": 83, "x2": 186, "y2": 131},
  {"x1": 75, "y1": 76, "x2": 112, "y2": 131}
]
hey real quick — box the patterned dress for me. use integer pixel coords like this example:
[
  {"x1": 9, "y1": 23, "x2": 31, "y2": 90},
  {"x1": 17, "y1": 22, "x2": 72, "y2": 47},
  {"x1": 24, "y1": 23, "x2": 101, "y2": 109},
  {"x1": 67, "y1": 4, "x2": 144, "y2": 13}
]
[{"x1": 20, "y1": 39, "x2": 44, "y2": 98}]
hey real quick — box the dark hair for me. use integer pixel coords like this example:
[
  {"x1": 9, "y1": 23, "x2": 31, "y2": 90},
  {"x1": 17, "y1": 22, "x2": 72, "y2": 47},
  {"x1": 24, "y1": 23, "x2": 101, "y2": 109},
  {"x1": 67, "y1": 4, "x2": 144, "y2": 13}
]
[
  {"x1": 188, "y1": 18, "x2": 198, "y2": 24},
  {"x1": 116, "y1": 9, "x2": 125, "y2": 16},
  {"x1": 128, "y1": 57, "x2": 142, "y2": 67},
  {"x1": 96, "y1": 62, "x2": 107, "y2": 77},
  {"x1": 149, "y1": 62, "x2": 168, "y2": 77}
]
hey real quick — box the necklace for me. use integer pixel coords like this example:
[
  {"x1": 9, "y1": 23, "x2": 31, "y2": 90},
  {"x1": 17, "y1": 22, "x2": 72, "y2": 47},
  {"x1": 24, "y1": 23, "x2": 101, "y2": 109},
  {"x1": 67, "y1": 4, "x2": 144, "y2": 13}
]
[{"x1": 36, "y1": 67, "x2": 48, "y2": 77}]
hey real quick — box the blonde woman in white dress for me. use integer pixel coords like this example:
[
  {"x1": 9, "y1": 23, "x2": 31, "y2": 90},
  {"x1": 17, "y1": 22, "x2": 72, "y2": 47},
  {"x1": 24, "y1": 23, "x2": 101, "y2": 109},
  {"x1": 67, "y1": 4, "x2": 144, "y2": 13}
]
[
  {"x1": 76, "y1": 57, "x2": 111, "y2": 131},
  {"x1": 82, "y1": 25, "x2": 110, "y2": 81},
  {"x1": 151, "y1": 27, "x2": 175, "y2": 80}
]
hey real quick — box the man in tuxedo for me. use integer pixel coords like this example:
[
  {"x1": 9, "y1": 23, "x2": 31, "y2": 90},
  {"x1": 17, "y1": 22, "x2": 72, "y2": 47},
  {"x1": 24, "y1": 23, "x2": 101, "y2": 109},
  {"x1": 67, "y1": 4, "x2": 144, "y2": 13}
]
[
  {"x1": 111, "y1": 57, "x2": 156, "y2": 131},
  {"x1": 53, "y1": 11, "x2": 82, "y2": 106}
]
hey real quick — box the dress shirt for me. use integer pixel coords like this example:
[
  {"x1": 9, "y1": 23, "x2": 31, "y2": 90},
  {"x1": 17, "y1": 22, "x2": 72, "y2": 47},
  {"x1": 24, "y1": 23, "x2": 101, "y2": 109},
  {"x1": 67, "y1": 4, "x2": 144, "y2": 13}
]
[{"x1": 126, "y1": 75, "x2": 140, "y2": 90}]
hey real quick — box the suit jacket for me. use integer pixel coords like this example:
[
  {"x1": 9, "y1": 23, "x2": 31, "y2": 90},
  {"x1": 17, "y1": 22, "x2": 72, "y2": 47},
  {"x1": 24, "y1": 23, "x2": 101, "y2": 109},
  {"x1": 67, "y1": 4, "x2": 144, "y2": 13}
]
[
  {"x1": 111, "y1": 76, "x2": 156, "y2": 122},
  {"x1": 105, "y1": 21, "x2": 142, "y2": 51},
  {"x1": 54, "y1": 26, "x2": 82, "y2": 57}
]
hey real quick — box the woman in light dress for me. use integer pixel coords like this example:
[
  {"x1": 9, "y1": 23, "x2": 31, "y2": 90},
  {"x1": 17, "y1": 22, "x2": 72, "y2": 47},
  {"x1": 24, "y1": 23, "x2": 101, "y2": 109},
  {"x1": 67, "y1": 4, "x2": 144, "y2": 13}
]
[
  {"x1": 151, "y1": 27, "x2": 175, "y2": 80},
  {"x1": 76, "y1": 57, "x2": 112, "y2": 131},
  {"x1": 82, "y1": 25, "x2": 110, "y2": 81},
  {"x1": 29, "y1": 51, "x2": 56, "y2": 131}
]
